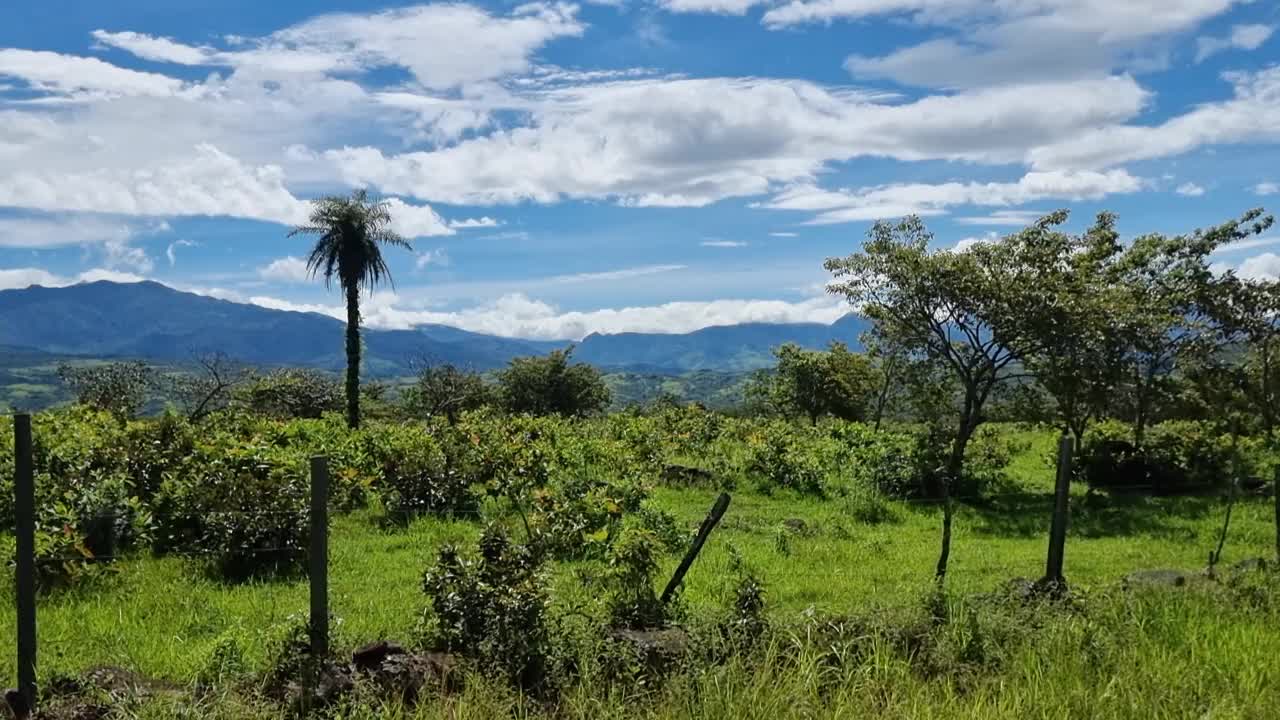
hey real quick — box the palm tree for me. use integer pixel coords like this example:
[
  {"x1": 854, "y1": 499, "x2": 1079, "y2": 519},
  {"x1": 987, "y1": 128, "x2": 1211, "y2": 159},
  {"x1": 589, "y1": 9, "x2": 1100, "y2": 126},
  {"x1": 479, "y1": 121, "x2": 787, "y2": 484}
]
[{"x1": 290, "y1": 189, "x2": 410, "y2": 429}]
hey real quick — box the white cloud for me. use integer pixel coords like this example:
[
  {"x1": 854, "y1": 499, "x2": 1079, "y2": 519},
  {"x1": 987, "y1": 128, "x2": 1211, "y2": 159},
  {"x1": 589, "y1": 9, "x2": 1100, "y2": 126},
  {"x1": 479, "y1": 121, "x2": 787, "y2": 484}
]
[
  {"x1": 1210, "y1": 235, "x2": 1280, "y2": 255},
  {"x1": 762, "y1": 169, "x2": 1143, "y2": 225},
  {"x1": 90, "y1": 30, "x2": 215, "y2": 65},
  {"x1": 104, "y1": 238, "x2": 153, "y2": 273},
  {"x1": 415, "y1": 248, "x2": 449, "y2": 270},
  {"x1": 660, "y1": 0, "x2": 766, "y2": 14},
  {"x1": 258, "y1": 256, "x2": 311, "y2": 283},
  {"x1": 0, "y1": 49, "x2": 184, "y2": 98},
  {"x1": 1195, "y1": 23, "x2": 1274, "y2": 62},
  {"x1": 549, "y1": 264, "x2": 687, "y2": 284},
  {"x1": 382, "y1": 198, "x2": 455, "y2": 238},
  {"x1": 1254, "y1": 182, "x2": 1279, "y2": 196},
  {"x1": 1238, "y1": 252, "x2": 1280, "y2": 281},
  {"x1": 356, "y1": 292, "x2": 851, "y2": 339},
  {"x1": 0, "y1": 267, "x2": 149, "y2": 290},
  {"x1": 322, "y1": 74, "x2": 1150, "y2": 207},
  {"x1": 448, "y1": 216, "x2": 501, "y2": 229},
  {"x1": 953, "y1": 232, "x2": 999, "y2": 252},
  {"x1": 1030, "y1": 67, "x2": 1280, "y2": 170},
  {"x1": 93, "y1": 3, "x2": 584, "y2": 90},
  {"x1": 0, "y1": 144, "x2": 310, "y2": 224},
  {"x1": 770, "y1": 231, "x2": 798, "y2": 237},
  {"x1": 955, "y1": 210, "x2": 1048, "y2": 226},
  {"x1": 0, "y1": 215, "x2": 135, "y2": 248},
  {"x1": 1175, "y1": 182, "x2": 1206, "y2": 196},
  {"x1": 166, "y1": 239, "x2": 197, "y2": 267},
  {"x1": 701, "y1": 240, "x2": 748, "y2": 247}
]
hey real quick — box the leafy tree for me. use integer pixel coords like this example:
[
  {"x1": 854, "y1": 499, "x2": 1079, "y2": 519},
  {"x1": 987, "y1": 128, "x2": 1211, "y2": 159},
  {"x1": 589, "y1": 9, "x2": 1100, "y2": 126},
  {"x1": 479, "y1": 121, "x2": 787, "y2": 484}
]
[
  {"x1": 290, "y1": 189, "x2": 412, "y2": 429},
  {"x1": 57, "y1": 361, "x2": 155, "y2": 421},
  {"x1": 403, "y1": 362, "x2": 491, "y2": 423},
  {"x1": 498, "y1": 347, "x2": 610, "y2": 417},
  {"x1": 167, "y1": 351, "x2": 250, "y2": 423},
  {"x1": 1108, "y1": 209, "x2": 1272, "y2": 445},
  {"x1": 237, "y1": 368, "x2": 343, "y2": 419},
  {"x1": 768, "y1": 342, "x2": 878, "y2": 425},
  {"x1": 825, "y1": 216, "x2": 1048, "y2": 497}
]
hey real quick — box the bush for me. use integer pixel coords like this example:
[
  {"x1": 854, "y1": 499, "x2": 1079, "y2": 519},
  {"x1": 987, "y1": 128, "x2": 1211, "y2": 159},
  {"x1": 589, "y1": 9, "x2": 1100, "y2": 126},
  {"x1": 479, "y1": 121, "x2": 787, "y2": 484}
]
[
  {"x1": 826, "y1": 421, "x2": 919, "y2": 497},
  {"x1": 603, "y1": 526, "x2": 670, "y2": 629},
  {"x1": 421, "y1": 526, "x2": 552, "y2": 692},
  {"x1": 497, "y1": 347, "x2": 611, "y2": 417},
  {"x1": 237, "y1": 369, "x2": 343, "y2": 420},
  {"x1": 362, "y1": 424, "x2": 475, "y2": 522},
  {"x1": 1081, "y1": 419, "x2": 1260, "y2": 494},
  {"x1": 744, "y1": 421, "x2": 827, "y2": 495}
]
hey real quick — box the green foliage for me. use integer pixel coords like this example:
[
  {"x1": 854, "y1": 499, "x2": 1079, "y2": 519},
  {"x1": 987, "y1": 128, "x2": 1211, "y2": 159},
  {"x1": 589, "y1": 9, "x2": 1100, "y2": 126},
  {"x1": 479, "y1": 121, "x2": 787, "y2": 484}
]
[
  {"x1": 603, "y1": 526, "x2": 669, "y2": 628},
  {"x1": 362, "y1": 423, "x2": 475, "y2": 522},
  {"x1": 402, "y1": 363, "x2": 491, "y2": 423},
  {"x1": 765, "y1": 342, "x2": 879, "y2": 425},
  {"x1": 498, "y1": 347, "x2": 611, "y2": 417},
  {"x1": 237, "y1": 368, "x2": 343, "y2": 420},
  {"x1": 744, "y1": 421, "x2": 828, "y2": 495},
  {"x1": 421, "y1": 526, "x2": 552, "y2": 691},
  {"x1": 57, "y1": 360, "x2": 155, "y2": 421}
]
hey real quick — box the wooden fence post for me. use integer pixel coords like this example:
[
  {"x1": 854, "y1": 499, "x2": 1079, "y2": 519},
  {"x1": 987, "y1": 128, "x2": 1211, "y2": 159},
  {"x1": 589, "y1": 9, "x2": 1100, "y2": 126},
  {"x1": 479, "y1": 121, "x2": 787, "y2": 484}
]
[
  {"x1": 1044, "y1": 434, "x2": 1073, "y2": 583},
  {"x1": 661, "y1": 493, "x2": 730, "y2": 604},
  {"x1": 1273, "y1": 465, "x2": 1279, "y2": 565},
  {"x1": 309, "y1": 456, "x2": 329, "y2": 660},
  {"x1": 14, "y1": 414, "x2": 37, "y2": 710}
]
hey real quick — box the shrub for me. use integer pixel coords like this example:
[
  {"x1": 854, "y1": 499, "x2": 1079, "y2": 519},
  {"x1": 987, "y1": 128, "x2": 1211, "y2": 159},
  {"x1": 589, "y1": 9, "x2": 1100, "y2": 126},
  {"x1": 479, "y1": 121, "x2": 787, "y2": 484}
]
[
  {"x1": 362, "y1": 424, "x2": 475, "y2": 522},
  {"x1": 497, "y1": 347, "x2": 610, "y2": 417},
  {"x1": 826, "y1": 421, "x2": 919, "y2": 497},
  {"x1": 237, "y1": 369, "x2": 343, "y2": 420},
  {"x1": 603, "y1": 526, "x2": 670, "y2": 629},
  {"x1": 421, "y1": 526, "x2": 552, "y2": 692},
  {"x1": 744, "y1": 421, "x2": 826, "y2": 495},
  {"x1": 152, "y1": 432, "x2": 309, "y2": 579}
]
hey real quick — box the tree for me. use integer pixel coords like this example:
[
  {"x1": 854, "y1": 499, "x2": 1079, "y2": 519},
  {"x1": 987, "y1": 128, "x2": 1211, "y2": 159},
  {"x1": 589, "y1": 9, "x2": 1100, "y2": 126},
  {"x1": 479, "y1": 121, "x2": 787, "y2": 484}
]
[
  {"x1": 498, "y1": 347, "x2": 611, "y2": 417},
  {"x1": 57, "y1": 361, "x2": 155, "y2": 421},
  {"x1": 237, "y1": 368, "x2": 343, "y2": 419},
  {"x1": 825, "y1": 216, "x2": 1048, "y2": 497},
  {"x1": 403, "y1": 362, "x2": 491, "y2": 423},
  {"x1": 1109, "y1": 209, "x2": 1272, "y2": 445},
  {"x1": 768, "y1": 342, "x2": 878, "y2": 425},
  {"x1": 167, "y1": 351, "x2": 249, "y2": 423},
  {"x1": 290, "y1": 189, "x2": 412, "y2": 429}
]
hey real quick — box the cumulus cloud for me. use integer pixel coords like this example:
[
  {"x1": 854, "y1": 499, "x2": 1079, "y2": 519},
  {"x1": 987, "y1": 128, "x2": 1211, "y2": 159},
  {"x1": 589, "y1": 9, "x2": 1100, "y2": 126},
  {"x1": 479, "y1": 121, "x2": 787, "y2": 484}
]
[
  {"x1": 448, "y1": 216, "x2": 502, "y2": 229},
  {"x1": 0, "y1": 266, "x2": 147, "y2": 290},
  {"x1": 1254, "y1": 182, "x2": 1279, "y2": 196},
  {"x1": 1175, "y1": 182, "x2": 1206, "y2": 196},
  {"x1": 953, "y1": 232, "x2": 999, "y2": 252},
  {"x1": 0, "y1": 215, "x2": 136, "y2": 248},
  {"x1": 1195, "y1": 23, "x2": 1274, "y2": 62},
  {"x1": 0, "y1": 48, "x2": 185, "y2": 98},
  {"x1": 1030, "y1": 67, "x2": 1280, "y2": 170},
  {"x1": 257, "y1": 256, "x2": 311, "y2": 283},
  {"x1": 762, "y1": 169, "x2": 1143, "y2": 225},
  {"x1": 415, "y1": 248, "x2": 449, "y2": 270}
]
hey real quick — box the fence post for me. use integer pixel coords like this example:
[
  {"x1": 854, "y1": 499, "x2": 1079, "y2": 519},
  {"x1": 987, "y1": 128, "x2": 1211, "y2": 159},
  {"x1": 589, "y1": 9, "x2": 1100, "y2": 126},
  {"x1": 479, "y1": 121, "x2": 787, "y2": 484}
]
[
  {"x1": 309, "y1": 456, "x2": 329, "y2": 660},
  {"x1": 1044, "y1": 434, "x2": 1073, "y2": 583},
  {"x1": 14, "y1": 414, "x2": 37, "y2": 710},
  {"x1": 661, "y1": 493, "x2": 730, "y2": 604},
  {"x1": 1273, "y1": 465, "x2": 1279, "y2": 565}
]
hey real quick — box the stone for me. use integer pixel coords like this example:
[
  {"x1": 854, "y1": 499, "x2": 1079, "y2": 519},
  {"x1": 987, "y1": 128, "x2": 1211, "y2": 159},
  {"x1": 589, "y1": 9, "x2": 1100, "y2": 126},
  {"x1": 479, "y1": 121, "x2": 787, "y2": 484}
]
[
  {"x1": 781, "y1": 518, "x2": 809, "y2": 534},
  {"x1": 352, "y1": 640, "x2": 406, "y2": 672},
  {"x1": 1123, "y1": 569, "x2": 1191, "y2": 588},
  {"x1": 609, "y1": 627, "x2": 690, "y2": 675},
  {"x1": 661, "y1": 464, "x2": 715, "y2": 486}
]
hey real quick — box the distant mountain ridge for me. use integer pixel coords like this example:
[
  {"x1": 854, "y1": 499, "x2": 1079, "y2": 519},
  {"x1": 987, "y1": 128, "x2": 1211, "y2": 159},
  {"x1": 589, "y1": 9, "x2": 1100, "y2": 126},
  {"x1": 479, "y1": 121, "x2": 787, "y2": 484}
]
[{"x1": 0, "y1": 281, "x2": 869, "y2": 374}]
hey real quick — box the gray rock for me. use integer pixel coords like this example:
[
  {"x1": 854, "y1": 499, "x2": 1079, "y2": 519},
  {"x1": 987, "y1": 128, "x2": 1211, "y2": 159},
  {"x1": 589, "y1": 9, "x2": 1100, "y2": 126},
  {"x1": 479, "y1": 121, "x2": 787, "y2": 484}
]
[
  {"x1": 609, "y1": 628, "x2": 690, "y2": 674},
  {"x1": 1123, "y1": 569, "x2": 1191, "y2": 588}
]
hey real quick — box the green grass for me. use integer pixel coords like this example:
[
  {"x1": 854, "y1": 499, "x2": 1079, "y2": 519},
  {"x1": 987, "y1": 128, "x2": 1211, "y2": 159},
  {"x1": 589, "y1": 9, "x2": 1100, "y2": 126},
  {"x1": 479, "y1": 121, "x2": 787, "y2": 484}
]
[{"x1": 2, "y1": 426, "x2": 1278, "y2": 718}]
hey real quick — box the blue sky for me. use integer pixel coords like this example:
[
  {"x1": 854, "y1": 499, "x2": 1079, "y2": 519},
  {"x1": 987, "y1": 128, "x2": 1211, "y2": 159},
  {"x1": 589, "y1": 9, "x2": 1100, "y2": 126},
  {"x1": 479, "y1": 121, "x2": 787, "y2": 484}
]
[{"x1": 1, "y1": 0, "x2": 1278, "y2": 339}]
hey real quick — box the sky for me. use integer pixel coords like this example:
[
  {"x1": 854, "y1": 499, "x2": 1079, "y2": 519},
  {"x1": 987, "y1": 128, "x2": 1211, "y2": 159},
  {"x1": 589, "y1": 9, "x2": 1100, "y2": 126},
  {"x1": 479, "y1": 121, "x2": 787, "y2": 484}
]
[{"x1": 0, "y1": 0, "x2": 1278, "y2": 340}]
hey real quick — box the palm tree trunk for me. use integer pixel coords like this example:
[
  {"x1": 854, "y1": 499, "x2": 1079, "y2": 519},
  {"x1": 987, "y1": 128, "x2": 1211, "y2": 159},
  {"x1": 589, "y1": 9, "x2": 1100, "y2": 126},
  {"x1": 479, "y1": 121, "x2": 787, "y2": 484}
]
[{"x1": 345, "y1": 284, "x2": 361, "y2": 429}]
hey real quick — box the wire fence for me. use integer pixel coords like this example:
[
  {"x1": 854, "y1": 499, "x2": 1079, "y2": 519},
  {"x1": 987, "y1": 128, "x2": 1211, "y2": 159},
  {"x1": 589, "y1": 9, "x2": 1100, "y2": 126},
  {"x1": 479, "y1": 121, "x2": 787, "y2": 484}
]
[{"x1": 5, "y1": 416, "x2": 1279, "y2": 713}]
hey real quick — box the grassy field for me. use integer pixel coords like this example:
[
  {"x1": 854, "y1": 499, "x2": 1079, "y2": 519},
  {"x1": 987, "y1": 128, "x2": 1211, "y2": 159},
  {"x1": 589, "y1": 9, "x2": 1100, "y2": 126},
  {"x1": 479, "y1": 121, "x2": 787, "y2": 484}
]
[{"x1": 2, "y1": 426, "x2": 1278, "y2": 718}]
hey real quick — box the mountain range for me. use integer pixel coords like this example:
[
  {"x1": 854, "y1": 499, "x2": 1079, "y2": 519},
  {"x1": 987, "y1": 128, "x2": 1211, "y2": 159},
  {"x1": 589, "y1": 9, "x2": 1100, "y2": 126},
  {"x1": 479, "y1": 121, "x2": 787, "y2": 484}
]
[{"x1": 0, "y1": 281, "x2": 869, "y2": 375}]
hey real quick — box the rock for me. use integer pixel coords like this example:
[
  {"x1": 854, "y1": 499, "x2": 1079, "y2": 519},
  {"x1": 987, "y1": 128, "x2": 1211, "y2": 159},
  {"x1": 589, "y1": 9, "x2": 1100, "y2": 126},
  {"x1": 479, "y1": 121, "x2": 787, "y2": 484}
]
[
  {"x1": 352, "y1": 641, "x2": 406, "y2": 672},
  {"x1": 370, "y1": 651, "x2": 461, "y2": 703},
  {"x1": 285, "y1": 662, "x2": 354, "y2": 714},
  {"x1": 609, "y1": 628, "x2": 690, "y2": 675},
  {"x1": 1123, "y1": 569, "x2": 1191, "y2": 588},
  {"x1": 662, "y1": 464, "x2": 714, "y2": 486},
  {"x1": 4, "y1": 689, "x2": 30, "y2": 720},
  {"x1": 1231, "y1": 557, "x2": 1269, "y2": 574},
  {"x1": 781, "y1": 518, "x2": 809, "y2": 535}
]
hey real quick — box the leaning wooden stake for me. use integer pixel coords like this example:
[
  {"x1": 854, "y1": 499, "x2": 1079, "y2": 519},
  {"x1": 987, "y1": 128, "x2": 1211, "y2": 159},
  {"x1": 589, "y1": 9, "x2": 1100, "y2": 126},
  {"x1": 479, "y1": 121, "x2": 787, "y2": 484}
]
[
  {"x1": 1274, "y1": 465, "x2": 1279, "y2": 565},
  {"x1": 661, "y1": 493, "x2": 731, "y2": 604},
  {"x1": 14, "y1": 414, "x2": 37, "y2": 711},
  {"x1": 1043, "y1": 434, "x2": 1074, "y2": 584},
  {"x1": 309, "y1": 456, "x2": 330, "y2": 660}
]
